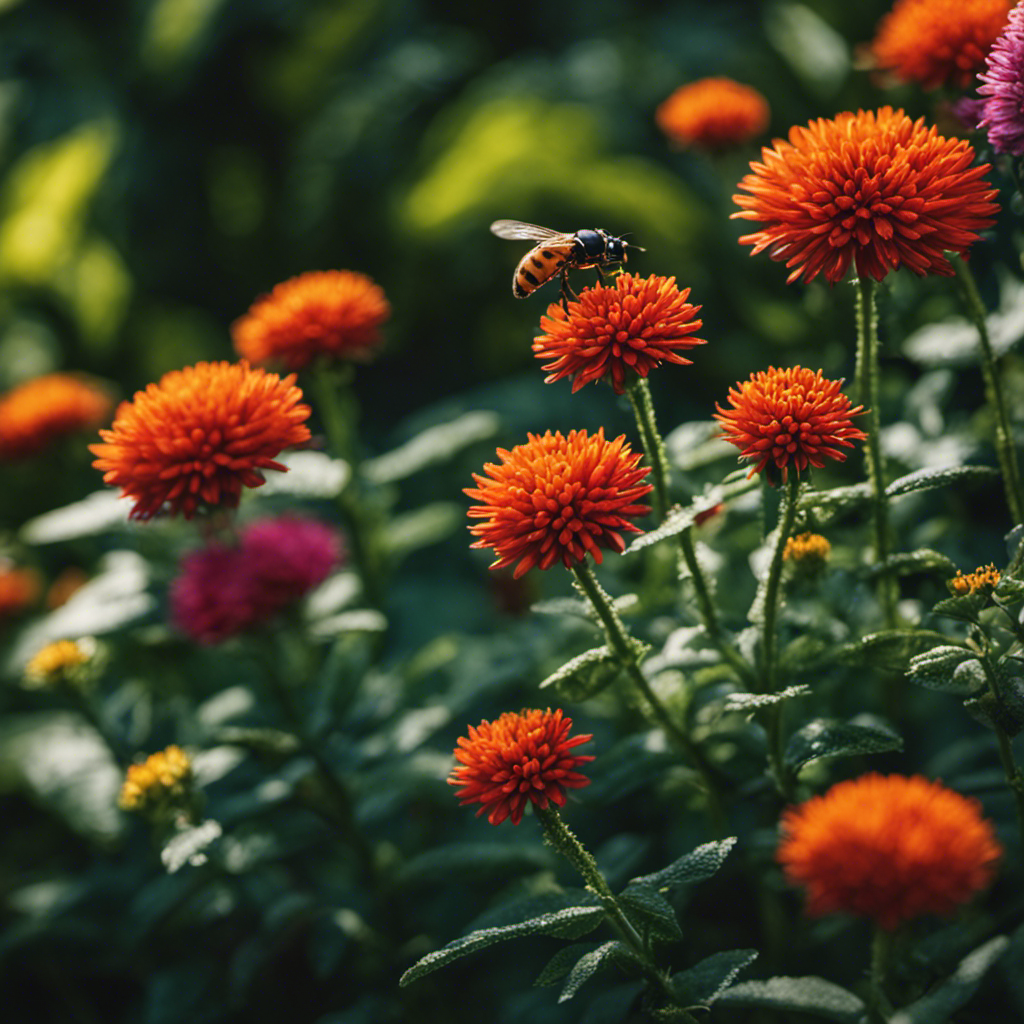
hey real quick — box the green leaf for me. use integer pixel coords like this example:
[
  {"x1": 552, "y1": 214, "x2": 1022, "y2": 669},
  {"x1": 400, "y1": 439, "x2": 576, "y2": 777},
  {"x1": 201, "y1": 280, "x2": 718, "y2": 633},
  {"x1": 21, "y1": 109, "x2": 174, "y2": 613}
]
[
  {"x1": 628, "y1": 837, "x2": 737, "y2": 893},
  {"x1": 531, "y1": 597, "x2": 592, "y2": 620},
  {"x1": 796, "y1": 482, "x2": 870, "y2": 515},
  {"x1": 618, "y1": 884, "x2": 683, "y2": 943},
  {"x1": 397, "y1": 843, "x2": 557, "y2": 888},
  {"x1": 997, "y1": 657, "x2": 1024, "y2": 730},
  {"x1": 362, "y1": 411, "x2": 500, "y2": 484},
  {"x1": 932, "y1": 592, "x2": 987, "y2": 622},
  {"x1": 672, "y1": 949, "x2": 758, "y2": 1006},
  {"x1": 852, "y1": 630, "x2": 951, "y2": 671},
  {"x1": 865, "y1": 549, "x2": 958, "y2": 580},
  {"x1": 717, "y1": 976, "x2": 866, "y2": 1022},
  {"x1": 536, "y1": 942, "x2": 598, "y2": 987},
  {"x1": 559, "y1": 940, "x2": 635, "y2": 1002},
  {"x1": 785, "y1": 717, "x2": 903, "y2": 772},
  {"x1": 721, "y1": 685, "x2": 811, "y2": 715},
  {"x1": 539, "y1": 645, "x2": 620, "y2": 700},
  {"x1": 907, "y1": 645, "x2": 981, "y2": 694},
  {"x1": 885, "y1": 465, "x2": 999, "y2": 499},
  {"x1": 384, "y1": 502, "x2": 462, "y2": 560},
  {"x1": 259, "y1": 450, "x2": 350, "y2": 498},
  {"x1": 890, "y1": 936, "x2": 1009, "y2": 1024},
  {"x1": 399, "y1": 891, "x2": 605, "y2": 986},
  {"x1": 160, "y1": 820, "x2": 224, "y2": 874},
  {"x1": 994, "y1": 575, "x2": 1024, "y2": 602},
  {"x1": 664, "y1": 420, "x2": 735, "y2": 472}
]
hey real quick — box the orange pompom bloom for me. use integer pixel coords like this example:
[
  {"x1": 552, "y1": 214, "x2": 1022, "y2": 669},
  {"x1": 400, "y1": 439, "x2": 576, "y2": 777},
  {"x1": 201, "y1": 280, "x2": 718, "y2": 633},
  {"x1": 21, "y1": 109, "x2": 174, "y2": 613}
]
[
  {"x1": 656, "y1": 77, "x2": 770, "y2": 150},
  {"x1": 0, "y1": 373, "x2": 113, "y2": 460},
  {"x1": 449, "y1": 708, "x2": 594, "y2": 826},
  {"x1": 532, "y1": 274, "x2": 706, "y2": 394},
  {"x1": 715, "y1": 366, "x2": 866, "y2": 484},
  {"x1": 779, "y1": 774, "x2": 1002, "y2": 930},
  {"x1": 0, "y1": 565, "x2": 40, "y2": 620},
  {"x1": 733, "y1": 107, "x2": 999, "y2": 285},
  {"x1": 90, "y1": 361, "x2": 311, "y2": 520},
  {"x1": 466, "y1": 429, "x2": 653, "y2": 578},
  {"x1": 870, "y1": 0, "x2": 1012, "y2": 90},
  {"x1": 232, "y1": 270, "x2": 390, "y2": 370}
]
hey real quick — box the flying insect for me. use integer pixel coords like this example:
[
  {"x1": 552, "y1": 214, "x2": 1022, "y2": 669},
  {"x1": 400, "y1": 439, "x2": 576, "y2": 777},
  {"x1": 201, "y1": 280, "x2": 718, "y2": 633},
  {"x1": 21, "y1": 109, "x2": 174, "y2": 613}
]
[{"x1": 490, "y1": 220, "x2": 640, "y2": 310}]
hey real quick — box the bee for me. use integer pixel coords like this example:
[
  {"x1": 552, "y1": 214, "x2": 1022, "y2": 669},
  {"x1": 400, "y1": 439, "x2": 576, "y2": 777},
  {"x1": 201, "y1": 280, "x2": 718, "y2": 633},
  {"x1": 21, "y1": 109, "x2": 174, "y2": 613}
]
[{"x1": 490, "y1": 220, "x2": 640, "y2": 310}]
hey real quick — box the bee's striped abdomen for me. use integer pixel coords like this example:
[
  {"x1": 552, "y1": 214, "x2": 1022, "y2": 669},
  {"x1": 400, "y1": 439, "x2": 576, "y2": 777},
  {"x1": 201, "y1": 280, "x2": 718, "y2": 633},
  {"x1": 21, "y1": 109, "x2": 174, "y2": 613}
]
[{"x1": 512, "y1": 243, "x2": 576, "y2": 297}]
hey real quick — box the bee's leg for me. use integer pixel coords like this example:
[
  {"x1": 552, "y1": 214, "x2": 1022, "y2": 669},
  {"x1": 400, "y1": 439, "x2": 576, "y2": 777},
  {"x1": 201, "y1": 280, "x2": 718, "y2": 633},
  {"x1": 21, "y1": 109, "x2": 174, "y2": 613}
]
[
  {"x1": 559, "y1": 270, "x2": 574, "y2": 313},
  {"x1": 594, "y1": 265, "x2": 606, "y2": 284}
]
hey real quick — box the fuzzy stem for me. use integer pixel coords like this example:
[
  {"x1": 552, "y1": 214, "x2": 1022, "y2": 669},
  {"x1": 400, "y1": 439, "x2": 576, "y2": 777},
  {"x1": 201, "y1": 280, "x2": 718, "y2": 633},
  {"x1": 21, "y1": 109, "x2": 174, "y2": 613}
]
[
  {"x1": 978, "y1": 655, "x2": 1024, "y2": 853},
  {"x1": 869, "y1": 926, "x2": 897, "y2": 1022},
  {"x1": 535, "y1": 804, "x2": 699, "y2": 1021},
  {"x1": 855, "y1": 276, "x2": 896, "y2": 626},
  {"x1": 952, "y1": 255, "x2": 1024, "y2": 526},
  {"x1": 760, "y1": 474, "x2": 800, "y2": 695}
]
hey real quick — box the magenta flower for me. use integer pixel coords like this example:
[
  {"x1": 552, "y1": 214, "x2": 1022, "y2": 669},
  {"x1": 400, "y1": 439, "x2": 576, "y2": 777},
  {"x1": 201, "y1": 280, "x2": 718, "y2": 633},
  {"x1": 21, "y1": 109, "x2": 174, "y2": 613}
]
[
  {"x1": 977, "y1": 3, "x2": 1024, "y2": 155},
  {"x1": 170, "y1": 515, "x2": 343, "y2": 644}
]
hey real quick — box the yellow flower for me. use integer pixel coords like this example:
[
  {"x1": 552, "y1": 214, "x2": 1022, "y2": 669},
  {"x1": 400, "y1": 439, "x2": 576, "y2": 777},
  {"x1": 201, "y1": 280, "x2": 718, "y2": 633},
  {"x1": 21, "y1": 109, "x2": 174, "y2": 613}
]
[
  {"x1": 784, "y1": 532, "x2": 831, "y2": 571},
  {"x1": 119, "y1": 745, "x2": 194, "y2": 816},
  {"x1": 24, "y1": 638, "x2": 97, "y2": 690},
  {"x1": 949, "y1": 563, "x2": 1001, "y2": 595}
]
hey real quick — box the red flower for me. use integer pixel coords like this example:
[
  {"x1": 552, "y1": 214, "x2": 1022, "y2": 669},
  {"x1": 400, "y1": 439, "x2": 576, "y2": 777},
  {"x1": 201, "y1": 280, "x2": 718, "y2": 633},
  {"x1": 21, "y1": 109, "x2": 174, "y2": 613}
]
[
  {"x1": 466, "y1": 429, "x2": 653, "y2": 579},
  {"x1": 0, "y1": 373, "x2": 113, "y2": 460},
  {"x1": 532, "y1": 274, "x2": 705, "y2": 394},
  {"x1": 714, "y1": 366, "x2": 866, "y2": 484},
  {"x1": 232, "y1": 270, "x2": 390, "y2": 370},
  {"x1": 0, "y1": 565, "x2": 40, "y2": 621},
  {"x1": 870, "y1": 0, "x2": 1012, "y2": 90},
  {"x1": 779, "y1": 773, "x2": 1002, "y2": 929},
  {"x1": 732, "y1": 107, "x2": 999, "y2": 285},
  {"x1": 90, "y1": 361, "x2": 311, "y2": 520},
  {"x1": 656, "y1": 77, "x2": 770, "y2": 150},
  {"x1": 449, "y1": 708, "x2": 594, "y2": 826}
]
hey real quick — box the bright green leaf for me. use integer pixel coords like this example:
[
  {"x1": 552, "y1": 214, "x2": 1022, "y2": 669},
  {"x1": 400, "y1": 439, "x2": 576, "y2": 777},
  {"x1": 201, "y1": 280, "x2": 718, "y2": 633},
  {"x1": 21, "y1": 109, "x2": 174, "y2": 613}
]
[
  {"x1": 672, "y1": 949, "x2": 758, "y2": 1006},
  {"x1": 785, "y1": 717, "x2": 903, "y2": 772},
  {"x1": 628, "y1": 837, "x2": 737, "y2": 893},
  {"x1": 907, "y1": 646, "x2": 980, "y2": 694},
  {"x1": 559, "y1": 940, "x2": 635, "y2": 1002},
  {"x1": 618, "y1": 884, "x2": 683, "y2": 943}
]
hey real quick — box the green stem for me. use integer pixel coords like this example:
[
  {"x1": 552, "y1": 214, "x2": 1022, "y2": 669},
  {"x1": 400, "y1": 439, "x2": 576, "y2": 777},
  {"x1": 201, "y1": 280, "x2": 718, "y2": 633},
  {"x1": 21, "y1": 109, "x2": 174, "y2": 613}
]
[
  {"x1": 953, "y1": 255, "x2": 1024, "y2": 525},
  {"x1": 870, "y1": 926, "x2": 897, "y2": 1022},
  {"x1": 307, "y1": 365, "x2": 386, "y2": 612},
  {"x1": 535, "y1": 804, "x2": 699, "y2": 1022},
  {"x1": 979, "y1": 655, "x2": 1024, "y2": 852},
  {"x1": 855, "y1": 276, "x2": 896, "y2": 626},
  {"x1": 760, "y1": 475, "x2": 799, "y2": 695},
  {"x1": 571, "y1": 563, "x2": 727, "y2": 834}
]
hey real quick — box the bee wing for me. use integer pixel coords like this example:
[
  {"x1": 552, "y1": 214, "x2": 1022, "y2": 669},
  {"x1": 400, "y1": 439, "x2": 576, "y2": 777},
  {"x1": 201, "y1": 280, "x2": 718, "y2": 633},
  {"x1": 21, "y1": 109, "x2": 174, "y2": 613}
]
[{"x1": 490, "y1": 220, "x2": 573, "y2": 243}]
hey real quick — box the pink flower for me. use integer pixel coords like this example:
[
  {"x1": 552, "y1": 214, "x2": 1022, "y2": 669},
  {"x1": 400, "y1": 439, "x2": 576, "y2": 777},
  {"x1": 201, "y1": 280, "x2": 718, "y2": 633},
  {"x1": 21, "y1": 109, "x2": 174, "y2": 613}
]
[{"x1": 170, "y1": 515, "x2": 343, "y2": 644}]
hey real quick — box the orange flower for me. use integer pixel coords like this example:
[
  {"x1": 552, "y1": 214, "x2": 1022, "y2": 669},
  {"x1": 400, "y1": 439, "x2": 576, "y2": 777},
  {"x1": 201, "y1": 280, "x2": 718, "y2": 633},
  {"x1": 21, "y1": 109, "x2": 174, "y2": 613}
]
[
  {"x1": 779, "y1": 773, "x2": 1002, "y2": 930},
  {"x1": 949, "y1": 562, "x2": 1001, "y2": 595},
  {"x1": 532, "y1": 274, "x2": 706, "y2": 394},
  {"x1": 466, "y1": 429, "x2": 653, "y2": 578},
  {"x1": 232, "y1": 270, "x2": 390, "y2": 370},
  {"x1": 656, "y1": 77, "x2": 770, "y2": 150},
  {"x1": 449, "y1": 708, "x2": 594, "y2": 826},
  {"x1": 0, "y1": 565, "x2": 40, "y2": 620},
  {"x1": 870, "y1": 0, "x2": 1012, "y2": 90},
  {"x1": 715, "y1": 366, "x2": 866, "y2": 484},
  {"x1": 90, "y1": 361, "x2": 311, "y2": 520},
  {"x1": 732, "y1": 107, "x2": 999, "y2": 285},
  {"x1": 0, "y1": 373, "x2": 112, "y2": 460}
]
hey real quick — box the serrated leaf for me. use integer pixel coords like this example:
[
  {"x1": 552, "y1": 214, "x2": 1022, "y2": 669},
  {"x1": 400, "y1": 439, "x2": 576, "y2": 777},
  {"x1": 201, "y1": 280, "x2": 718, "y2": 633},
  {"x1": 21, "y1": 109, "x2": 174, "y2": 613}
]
[
  {"x1": 539, "y1": 645, "x2": 614, "y2": 690},
  {"x1": 717, "y1": 976, "x2": 866, "y2": 1022},
  {"x1": 362, "y1": 411, "x2": 500, "y2": 484},
  {"x1": 628, "y1": 837, "x2": 737, "y2": 893},
  {"x1": 559, "y1": 940, "x2": 635, "y2": 1002},
  {"x1": 721, "y1": 685, "x2": 811, "y2": 715},
  {"x1": 672, "y1": 949, "x2": 758, "y2": 1006},
  {"x1": 796, "y1": 482, "x2": 871, "y2": 514},
  {"x1": 995, "y1": 574, "x2": 1024, "y2": 602},
  {"x1": 933, "y1": 592, "x2": 987, "y2": 622},
  {"x1": 397, "y1": 843, "x2": 557, "y2": 888},
  {"x1": 907, "y1": 645, "x2": 979, "y2": 693},
  {"x1": 618, "y1": 884, "x2": 683, "y2": 943},
  {"x1": 535, "y1": 942, "x2": 600, "y2": 987},
  {"x1": 399, "y1": 892, "x2": 605, "y2": 986},
  {"x1": 780, "y1": 636, "x2": 832, "y2": 673},
  {"x1": 890, "y1": 935, "x2": 1009, "y2": 1024},
  {"x1": 885, "y1": 465, "x2": 999, "y2": 499},
  {"x1": 865, "y1": 549, "x2": 959, "y2": 580},
  {"x1": 785, "y1": 717, "x2": 903, "y2": 772},
  {"x1": 853, "y1": 630, "x2": 950, "y2": 671}
]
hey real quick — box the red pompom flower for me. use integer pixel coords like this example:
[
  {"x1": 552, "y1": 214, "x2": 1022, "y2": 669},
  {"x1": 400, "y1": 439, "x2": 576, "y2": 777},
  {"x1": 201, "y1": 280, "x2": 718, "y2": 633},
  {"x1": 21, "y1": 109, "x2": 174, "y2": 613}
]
[{"x1": 449, "y1": 708, "x2": 594, "y2": 826}]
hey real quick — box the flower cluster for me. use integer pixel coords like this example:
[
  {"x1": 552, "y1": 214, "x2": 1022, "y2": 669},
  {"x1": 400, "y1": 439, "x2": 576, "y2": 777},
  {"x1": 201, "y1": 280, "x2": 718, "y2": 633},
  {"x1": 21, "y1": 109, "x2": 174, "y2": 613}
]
[
  {"x1": 0, "y1": 373, "x2": 112, "y2": 460},
  {"x1": 949, "y1": 562, "x2": 1002, "y2": 595},
  {"x1": 91, "y1": 361, "x2": 311, "y2": 520},
  {"x1": 232, "y1": 270, "x2": 390, "y2": 370},
  {"x1": 714, "y1": 366, "x2": 866, "y2": 484},
  {"x1": 733, "y1": 107, "x2": 999, "y2": 285},
  {"x1": 870, "y1": 0, "x2": 1012, "y2": 90},
  {"x1": 119, "y1": 745, "x2": 195, "y2": 817},
  {"x1": 170, "y1": 514, "x2": 343, "y2": 644},
  {"x1": 977, "y1": 2, "x2": 1024, "y2": 155},
  {"x1": 532, "y1": 274, "x2": 705, "y2": 394},
  {"x1": 466, "y1": 429, "x2": 653, "y2": 578},
  {"x1": 656, "y1": 77, "x2": 769, "y2": 150},
  {"x1": 24, "y1": 638, "x2": 98, "y2": 691},
  {"x1": 778, "y1": 773, "x2": 1002, "y2": 929},
  {"x1": 449, "y1": 708, "x2": 594, "y2": 825},
  {"x1": 784, "y1": 532, "x2": 831, "y2": 569}
]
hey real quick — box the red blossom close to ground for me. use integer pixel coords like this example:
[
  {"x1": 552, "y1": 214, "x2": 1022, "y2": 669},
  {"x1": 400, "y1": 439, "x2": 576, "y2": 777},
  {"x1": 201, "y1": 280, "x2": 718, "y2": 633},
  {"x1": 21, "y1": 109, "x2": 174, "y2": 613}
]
[
  {"x1": 532, "y1": 274, "x2": 705, "y2": 394},
  {"x1": 778, "y1": 773, "x2": 1002, "y2": 929},
  {"x1": 465, "y1": 429, "x2": 653, "y2": 579},
  {"x1": 714, "y1": 366, "x2": 866, "y2": 484},
  {"x1": 449, "y1": 708, "x2": 594, "y2": 826},
  {"x1": 732, "y1": 107, "x2": 999, "y2": 285},
  {"x1": 90, "y1": 361, "x2": 311, "y2": 520},
  {"x1": 232, "y1": 270, "x2": 391, "y2": 370},
  {"x1": 870, "y1": 0, "x2": 1012, "y2": 90},
  {"x1": 656, "y1": 77, "x2": 770, "y2": 150}
]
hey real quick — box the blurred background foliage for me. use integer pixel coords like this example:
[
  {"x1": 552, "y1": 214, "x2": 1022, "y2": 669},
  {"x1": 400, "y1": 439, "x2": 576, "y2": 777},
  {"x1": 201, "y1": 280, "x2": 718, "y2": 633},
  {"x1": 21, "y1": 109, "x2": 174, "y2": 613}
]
[{"x1": 3, "y1": 1, "x2": 1023, "y2": 1022}]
